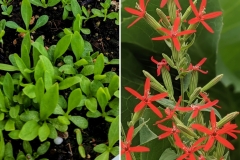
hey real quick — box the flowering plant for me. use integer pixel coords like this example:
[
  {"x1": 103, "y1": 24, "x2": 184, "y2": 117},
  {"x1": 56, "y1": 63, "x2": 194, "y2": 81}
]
[{"x1": 121, "y1": 0, "x2": 240, "y2": 159}]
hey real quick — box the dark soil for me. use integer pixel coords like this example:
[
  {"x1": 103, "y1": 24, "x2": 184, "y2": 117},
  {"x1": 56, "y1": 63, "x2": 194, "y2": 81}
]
[{"x1": 0, "y1": 0, "x2": 119, "y2": 159}]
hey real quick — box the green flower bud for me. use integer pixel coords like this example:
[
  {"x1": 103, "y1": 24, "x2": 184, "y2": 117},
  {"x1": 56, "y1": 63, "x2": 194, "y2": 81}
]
[
  {"x1": 217, "y1": 112, "x2": 239, "y2": 128},
  {"x1": 189, "y1": 71, "x2": 198, "y2": 95},
  {"x1": 188, "y1": 87, "x2": 201, "y2": 105},
  {"x1": 162, "y1": 67, "x2": 174, "y2": 100},
  {"x1": 144, "y1": 12, "x2": 164, "y2": 35},
  {"x1": 201, "y1": 74, "x2": 223, "y2": 92},
  {"x1": 162, "y1": 53, "x2": 176, "y2": 68},
  {"x1": 156, "y1": 8, "x2": 171, "y2": 28},
  {"x1": 177, "y1": 123, "x2": 199, "y2": 140}
]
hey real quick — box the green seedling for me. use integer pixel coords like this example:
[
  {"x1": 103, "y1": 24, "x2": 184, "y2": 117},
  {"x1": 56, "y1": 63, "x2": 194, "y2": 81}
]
[
  {"x1": 0, "y1": 19, "x2": 6, "y2": 45},
  {"x1": 30, "y1": 0, "x2": 61, "y2": 8},
  {"x1": 1, "y1": 4, "x2": 13, "y2": 17},
  {"x1": 5, "y1": 0, "x2": 48, "y2": 33},
  {"x1": 94, "y1": 116, "x2": 119, "y2": 160},
  {"x1": 74, "y1": 129, "x2": 86, "y2": 158},
  {"x1": 61, "y1": 0, "x2": 81, "y2": 20}
]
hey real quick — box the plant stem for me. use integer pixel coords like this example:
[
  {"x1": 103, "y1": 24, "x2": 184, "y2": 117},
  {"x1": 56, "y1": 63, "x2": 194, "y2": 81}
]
[{"x1": 180, "y1": 77, "x2": 184, "y2": 106}]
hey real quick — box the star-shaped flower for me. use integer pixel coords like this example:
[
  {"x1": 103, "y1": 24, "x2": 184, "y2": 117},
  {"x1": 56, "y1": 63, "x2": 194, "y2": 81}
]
[
  {"x1": 152, "y1": 17, "x2": 196, "y2": 51},
  {"x1": 125, "y1": 78, "x2": 168, "y2": 118},
  {"x1": 157, "y1": 123, "x2": 181, "y2": 142},
  {"x1": 188, "y1": 0, "x2": 222, "y2": 33},
  {"x1": 151, "y1": 56, "x2": 170, "y2": 76},
  {"x1": 121, "y1": 126, "x2": 150, "y2": 160},
  {"x1": 124, "y1": 0, "x2": 149, "y2": 28},
  {"x1": 160, "y1": 0, "x2": 182, "y2": 10},
  {"x1": 188, "y1": 58, "x2": 208, "y2": 74}
]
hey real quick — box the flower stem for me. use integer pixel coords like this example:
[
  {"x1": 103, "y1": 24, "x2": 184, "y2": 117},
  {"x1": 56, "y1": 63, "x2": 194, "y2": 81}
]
[{"x1": 180, "y1": 77, "x2": 184, "y2": 106}]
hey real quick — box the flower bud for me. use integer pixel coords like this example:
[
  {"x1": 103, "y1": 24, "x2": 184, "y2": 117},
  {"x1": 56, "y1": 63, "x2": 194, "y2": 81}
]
[
  {"x1": 129, "y1": 108, "x2": 146, "y2": 126},
  {"x1": 216, "y1": 112, "x2": 239, "y2": 128},
  {"x1": 162, "y1": 67, "x2": 174, "y2": 100},
  {"x1": 143, "y1": 70, "x2": 164, "y2": 86},
  {"x1": 150, "y1": 82, "x2": 167, "y2": 93},
  {"x1": 177, "y1": 123, "x2": 198, "y2": 140},
  {"x1": 162, "y1": 53, "x2": 175, "y2": 68},
  {"x1": 156, "y1": 8, "x2": 171, "y2": 28},
  {"x1": 201, "y1": 74, "x2": 223, "y2": 92},
  {"x1": 215, "y1": 135, "x2": 226, "y2": 159},
  {"x1": 144, "y1": 13, "x2": 164, "y2": 35},
  {"x1": 189, "y1": 71, "x2": 198, "y2": 95},
  {"x1": 181, "y1": 0, "x2": 197, "y2": 22},
  {"x1": 188, "y1": 87, "x2": 201, "y2": 105}
]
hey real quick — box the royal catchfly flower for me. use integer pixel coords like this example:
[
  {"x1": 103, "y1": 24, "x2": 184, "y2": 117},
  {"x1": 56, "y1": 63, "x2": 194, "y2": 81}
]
[
  {"x1": 160, "y1": 0, "x2": 182, "y2": 10},
  {"x1": 177, "y1": 99, "x2": 219, "y2": 119},
  {"x1": 121, "y1": 126, "x2": 150, "y2": 160},
  {"x1": 151, "y1": 56, "x2": 170, "y2": 76},
  {"x1": 188, "y1": 0, "x2": 222, "y2": 33},
  {"x1": 125, "y1": 78, "x2": 168, "y2": 118},
  {"x1": 157, "y1": 122, "x2": 181, "y2": 142},
  {"x1": 191, "y1": 110, "x2": 237, "y2": 151},
  {"x1": 187, "y1": 58, "x2": 208, "y2": 74},
  {"x1": 152, "y1": 17, "x2": 196, "y2": 51},
  {"x1": 200, "y1": 92, "x2": 221, "y2": 108},
  {"x1": 175, "y1": 137, "x2": 205, "y2": 160},
  {"x1": 124, "y1": 0, "x2": 149, "y2": 28}
]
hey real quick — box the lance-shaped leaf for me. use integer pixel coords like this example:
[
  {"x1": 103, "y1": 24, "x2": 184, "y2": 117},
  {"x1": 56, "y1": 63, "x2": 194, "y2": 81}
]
[
  {"x1": 38, "y1": 122, "x2": 50, "y2": 142},
  {"x1": 71, "y1": 31, "x2": 84, "y2": 60},
  {"x1": 0, "y1": 130, "x2": 5, "y2": 159},
  {"x1": 21, "y1": 32, "x2": 31, "y2": 68},
  {"x1": 59, "y1": 76, "x2": 81, "y2": 90},
  {"x1": 19, "y1": 120, "x2": 40, "y2": 141},
  {"x1": 71, "y1": 0, "x2": 82, "y2": 17},
  {"x1": 96, "y1": 87, "x2": 108, "y2": 112},
  {"x1": 0, "y1": 63, "x2": 19, "y2": 71},
  {"x1": 14, "y1": 53, "x2": 31, "y2": 82},
  {"x1": 32, "y1": 41, "x2": 49, "y2": 58},
  {"x1": 94, "y1": 53, "x2": 104, "y2": 75},
  {"x1": 3, "y1": 73, "x2": 14, "y2": 101},
  {"x1": 66, "y1": 88, "x2": 82, "y2": 115},
  {"x1": 21, "y1": 0, "x2": 32, "y2": 30},
  {"x1": 48, "y1": 0, "x2": 61, "y2": 7},
  {"x1": 35, "y1": 78, "x2": 44, "y2": 103},
  {"x1": 40, "y1": 83, "x2": 59, "y2": 121},
  {"x1": 31, "y1": 15, "x2": 49, "y2": 31},
  {"x1": 108, "y1": 116, "x2": 119, "y2": 148}
]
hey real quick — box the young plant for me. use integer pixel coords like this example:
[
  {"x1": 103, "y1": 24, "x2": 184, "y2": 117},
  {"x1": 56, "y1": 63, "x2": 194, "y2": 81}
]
[
  {"x1": 5, "y1": 0, "x2": 48, "y2": 33},
  {"x1": 91, "y1": 0, "x2": 111, "y2": 21},
  {"x1": 61, "y1": 0, "x2": 81, "y2": 20},
  {"x1": 74, "y1": 129, "x2": 86, "y2": 158},
  {"x1": 30, "y1": 0, "x2": 61, "y2": 8},
  {"x1": 1, "y1": 0, "x2": 13, "y2": 17},
  {"x1": 0, "y1": 19, "x2": 6, "y2": 45},
  {"x1": 94, "y1": 116, "x2": 119, "y2": 160}
]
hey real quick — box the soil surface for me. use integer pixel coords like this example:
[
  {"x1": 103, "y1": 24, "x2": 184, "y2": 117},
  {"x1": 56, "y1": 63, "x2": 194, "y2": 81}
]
[{"x1": 0, "y1": 0, "x2": 119, "y2": 159}]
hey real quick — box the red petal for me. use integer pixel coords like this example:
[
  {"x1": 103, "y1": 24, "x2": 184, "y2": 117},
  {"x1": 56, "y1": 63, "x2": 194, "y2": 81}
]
[
  {"x1": 173, "y1": 17, "x2": 180, "y2": 32},
  {"x1": 197, "y1": 69, "x2": 208, "y2": 74},
  {"x1": 203, "y1": 12, "x2": 222, "y2": 20},
  {"x1": 177, "y1": 30, "x2": 196, "y2": 36},
  {"x1": 144, "y1": 78, "x2": 151, "y2": 96},
  {"x1": 157, "y1": 66, "x2": 161, "y2": 76},
  {"x1": 191, "y1": 124, "x2": 212, "y2": 134},
  {"x1": 149, "y1": 92, "x2": 168, "y2": 101},
  {"x1": 126, "y1": 126, "x2": 134, "y2": 144},
  {"x1": 159, "y1": 27, "x2": 171, "y2": 35},
  {"x1": 125, "y1": 152, "x2": 132, "y2": 160},
  {"x1": 177, "y1": 153, "x2": 188, "y2": 160},
  {"x1": 191, "y1": 110, "x2": 199, "y2": 118},
  {"x1": 148, "y1": 103, "x2": 163, "y2": 118},
  {"x1": 152, "y1": 35, "x2": 171, "y2": 41},
  {"x1": 159, "y1": 131, "x2": 172, "y2": 139},
  {"x1": 139, "y1": 0, "x2": 145, "y2": 12},
  {"x1": 177, "y1": 107, "x2": 193, "y2": 111},
  {"x1": 189, "y1": 0, "x2": 199, "y2": 16},
  {"x1": 201, "y1": 21, "x2": 214, "y2": 33},
  {"x1": 199, "y1": 0, "x2": 207, "y2": 13},
  {"x1": 193, "y1": 137, "x2": 206, "y2": 147},
  {"x1": 188, "y1": 17, "x2": 200, "y2": 24},
  {"x1": 196, "y1": 58, "x2": 207, "y2": 66},
  {"x1": 134, "y1": 101, "x2": 146, "y2": 112},
  {"x1": 174, "y1": 0, "x2": 182, "y2": 10},
  {"x1": 124, "y1": 8, "x2": 142, "y2": 16},
  {"x1": 130, "y1": 146, "x2": 150, "y2": 152},
  {"x1": 216, "y1": 135, "x2": 235, "y2": 150},
  {"x1": 172, "y1": 37, "x2": 180, "y2": 51},
  {"x1": 204, "y1": 137, "x2": 215, "y2": 151},
  {"x1": 125, "y1": 87, "x2": 143, "y2": 100},
  {"x1": 151, "y1": 56, "x2": 159, "y2": 64},
  {"x1": 210, "y1": 110, "x2": 216, "y2": 129},
  {"x1": 227, "y1": 132, "x2": 238, "y2": 139},
  {"x1": 160, "y1": 0, "x2": 168, "y2": 8},
  {"x1": 127, "y1": 17, "x2": 143, "y2": 28},
  {"x1": 199, "y1": 100, "x2": 219, "y2": 110},
  {"x1": 157, "y1": 124, "x2": 171, "y2": 131}
]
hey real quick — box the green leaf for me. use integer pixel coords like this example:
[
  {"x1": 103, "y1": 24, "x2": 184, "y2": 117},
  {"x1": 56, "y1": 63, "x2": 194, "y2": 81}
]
[
  {"x1": 48, "y1": 118, "x2": 68, "y2": 132},
  {"x1": 40, "y1": 83, "x2": 59, "y2": 121},
  {"x1": 110, "y1": 146, "x2": 119, "y2": 156},
  {"x1": 30, "y1": 0, "x2": 44, "y2": 7},
  {"x1": 57, "y1": 115, "x2": 70, "y2": 125},
  {"x1": 20, "y1": 110, "x2": 40, "y2": 122},
  {"x1": 81, "y1": 65, "x2": 94, "y2": 76},
  {"x1": 108, "y1": 116, "x2": 119, "y2": 148},
  {"x1": 9, "y1": 105, "x2": 20, "y2": 119},
  {"x1": 86, "y1": 110, "x2": 101, "y2": 118},
  {"x1": 44, "y1": 70, "x2": 53, "y2": 90},
  {"x1": 90, "y1": 80, "x2": 104, "y2": 96},
  {"x1": 71, "y1": 0, "x2": 82, "y2": 17},
  {"x1": 108, "y1": 75, "x2": 119, "y2": 97},
  {"x1": 96, "y1": 87, "x2": 108, "y2": 112},
  {"x1": 93, "y1": 144, "x2": 108, "y2": 153},
  {"x1": 67, "y1": 88, "x2": 82, "y2": 115},
  {"x1": 0, "y1": 130, "x2": 5, "y2": 159},
  {"x1": 5, "y1": 21, "x2": 19, "y2": 29},
  {"x1": 94, "y1": 151, "x2": 109, "y2": 160},
  {"x1": 71, "y1": 31, "x2": 84, "y2": 60},
  {"x1": 31, "y1": 41, "x2": 49, "y2": 58},
  {"x1": 34, "y1": 55, "x2": 54, "y2": 81},
  {"x1": 23, "y1": 84, "x2": 36, "y2": 98},
  {"x1": 91, "y1": 8, "x2": 104, "y2": 17},
  {"x1": 3, "y1": 73, "x2": 14, "y2": 100},
  {"x1": 94, "y1": 53, "x2": 104, "y2": 75},
  {"x1": 74, "y1": 58, "x2": 88, "y2": 67},
  {"x1": 14, "y1": 54, "x2": 31, "y2": 82},
  {"x1": 21, "y1": 0, "x2": 32, "y2": 30},
  {"x1": 37, "y1": 141, "x2": 50, "y2": 156},
  {"x1": 0, "y1": 63, "x2": 19, "y2": 71},
  {"x1": 47, "y1": 123, "x2": 57, "y2": 139},
  {"x1": 47, "y1": 0, "x2": 61, "y2": 6},
  {"x1": 35, "y1": 78, "x2": 44, "y2": 103},
  {"x1": 53, "y1": 34, "x2": 72, "y2": 62},
  {"x1": 8, "y1": 130, "x2": 20, "y2": 140},
  {"x1": 19, "y1": 120, "x2": 40, "y2": 141},
  {"x1": 21, "y1": 32, "x2": 31, "y2": 68},
  {"x1": 59, "y1": 76, "x2": 81, "y2": 90},
  {"x1": 69, "y1": 115, "x2": 88, "y2": 129},
  {"x1": 23, "y1": 141, "x2": 32, "y2": 154},
  {"x1": 38, "y1": 122, "x2": 50, "y2": 142},
  {"x1": 5, "y1": 118, "x2": 15, "y2": 131},
  {"x1": 159, "y1": 148, "x2": 178, "y2": 160},
  {"x1": 4, "y1": 142, "x2": 14, "y2": 159},
  {"x1": 85, "y1": 97, "x2": 97, "y2": 113},
  {"x1": 73, "y1": 13, "x2": 82, "y2": 32},
  {"x1": 79, "y1": 74, "x2": 91, "y2": 96},
  {"x1": 59, "y1": 64, "x2": 76, "y2": 74},
  {"x1": 31, "y1": 15, "x2": 49, "y2": 31}
]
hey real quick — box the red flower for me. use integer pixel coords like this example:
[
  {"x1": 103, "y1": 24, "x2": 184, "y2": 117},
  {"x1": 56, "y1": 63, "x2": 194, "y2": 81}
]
[
  {"x1": 157, "y1": 123, "x2": 181, "y2": 142},
  {"x1": 175, "y1": 137, "x2": 205, "y2": 160},
  {"x1": 191, "y1": 110, "x2": 236, "y2": 151},
  {"x1": 198, "y1": 155, "x2": 206, "y2": 160},
  {"x1": 151, "y1": 56, "x2": 170, "y2": 76},
  {"x1": 177, "y1": 99, "x2": 219, "y2": 119},
  {"x1": 121, "y1": 126, "x2": 150, "y2": 160},
  {"x1": 188, "y1": 0, "x2": 222, "y2": 33},
  {"x1": 200, "y1": 92, "x2": 221, "y2": 108},
  {"x1": 223, "y1": 122, "x2": 240, "y2": 139},
  {"x1": 125, "y1": 78, "x2": 168, "y2": 118},
  {"x1": 188, "y1": 58, "x2": 208, "y2": 74},
  {"x1": 160, "y1": 0, "x2": 182, "y2": 10},
  {"x1": 124, "y1": 0, "x2": 149, "y2": 28},
  {"x1": 155, "y1": 96, "x2": 182, "y2": 124},
  {"x1": 152, "y1": 17, "x2": 196, "y2": 51}
]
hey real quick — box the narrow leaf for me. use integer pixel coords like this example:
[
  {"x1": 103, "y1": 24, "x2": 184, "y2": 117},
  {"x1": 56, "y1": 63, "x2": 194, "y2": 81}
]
[
  {"x1": 21, "y1": 0, "x2": 32, "y2": 30},
  {"x1": 67, "y1": 88, "x2": 82, "y2": 115},
  {"x1": 71, "y1": 31, "x2": 84, "y2": 60}
]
